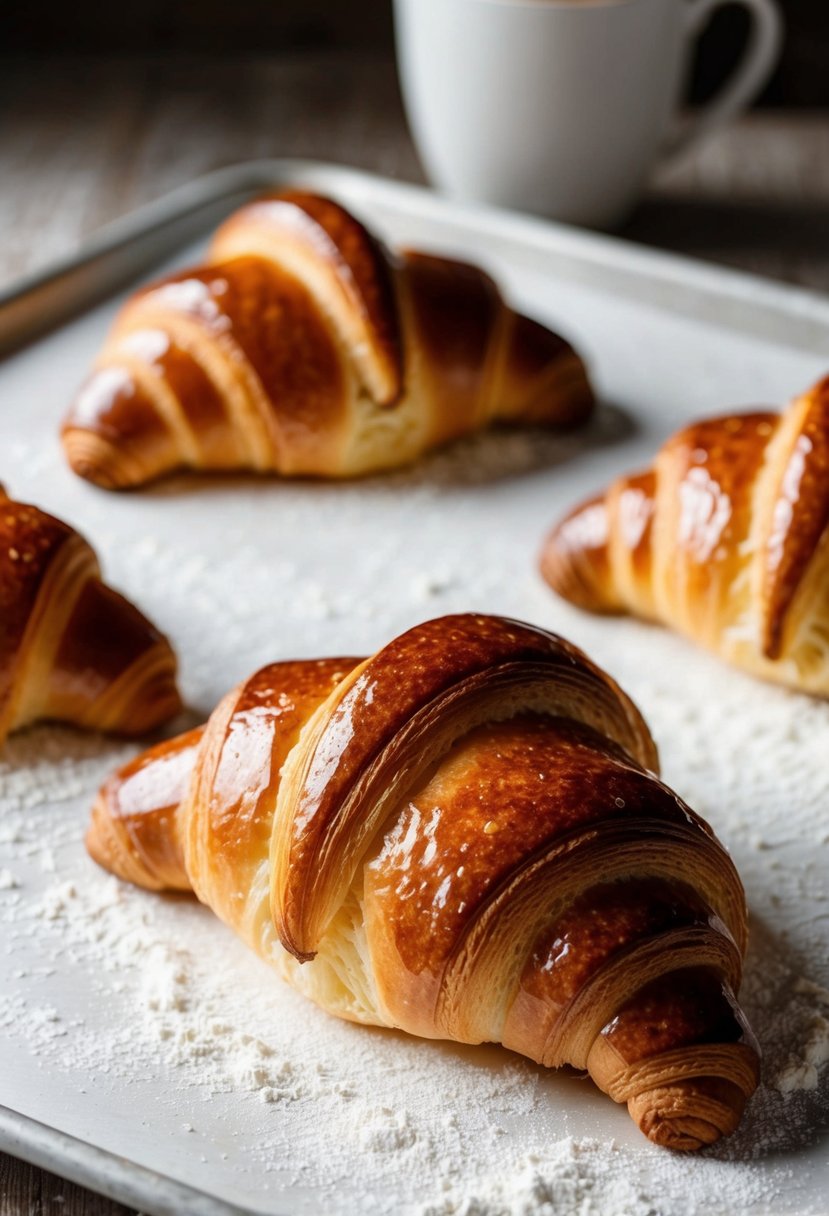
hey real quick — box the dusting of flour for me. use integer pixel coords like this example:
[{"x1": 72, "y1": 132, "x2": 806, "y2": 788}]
[{"x1": 0, "y1": 429, "x2": 827, "y2": 1215}]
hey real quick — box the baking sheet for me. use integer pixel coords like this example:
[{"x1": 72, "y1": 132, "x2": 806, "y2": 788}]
[{"x1": 0, "y1": 162, "x2": 827, "y2": 1215}]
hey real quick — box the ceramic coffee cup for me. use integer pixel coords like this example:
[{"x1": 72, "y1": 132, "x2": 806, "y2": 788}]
[{"x1": 394, "y1": 0, "x2": 783, "y2": 228}]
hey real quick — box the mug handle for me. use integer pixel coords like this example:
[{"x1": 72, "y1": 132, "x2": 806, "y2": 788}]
[{"x1": 662, "y1": 0, "x2": 783, "y2": 162}]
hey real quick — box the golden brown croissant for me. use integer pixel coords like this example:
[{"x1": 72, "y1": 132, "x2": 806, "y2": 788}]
[
  {"x1": 87, "y1": 613, "x2": 758, "y2": 1149},
  {"x1": 541, "y1": 376, "x2": 829, "y2": 696},
  {"x1": 62, "y1": 191, "x2": 594, "y2": 489},
  {"x1": 0, "y1": 486, "x2": 181, "y2": 744}
]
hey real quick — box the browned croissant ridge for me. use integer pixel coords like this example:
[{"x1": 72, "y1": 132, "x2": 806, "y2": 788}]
[
  {"x1": 62, "y1": 190, "x2": 594, "y2": 489},
  {"x1": 0, "y1": 486, "x2": 181, "y2": 744},
  {"x1": 87, "y1": 614, "x2": 758, "y2": 1149},
  {"x1": 541, "y1": 375, "x2": 829, "y2": 696}
]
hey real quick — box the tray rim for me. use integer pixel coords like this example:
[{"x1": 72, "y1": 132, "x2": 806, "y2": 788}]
[
  {"x1": 0, "y1": 1104, "x2": 264, "y2": 1216},
  {"x1": 2, "y1": 157, "x2": 829, "y2": 362},
  {"x1": 2, "y1": 157, "x2": 828, "y2": 1216}
]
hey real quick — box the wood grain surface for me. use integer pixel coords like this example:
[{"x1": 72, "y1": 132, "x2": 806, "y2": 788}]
[{"x1": 1, "y1": 49, "x2": 827, "y2": 1216}]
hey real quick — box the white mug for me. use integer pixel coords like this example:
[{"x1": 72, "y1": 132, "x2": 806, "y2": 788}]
[{"x1": 394, "y1": 0, "x2": 783, "y2": 228}]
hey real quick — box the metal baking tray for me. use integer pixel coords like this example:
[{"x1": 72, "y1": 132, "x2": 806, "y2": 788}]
[{"x1": 1, "y1": 160, "x2": 827, "y2": 1216}]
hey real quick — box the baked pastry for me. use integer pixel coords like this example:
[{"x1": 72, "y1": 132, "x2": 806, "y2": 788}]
[
  {"x1": 541, "y1": 376, "x2": 829, "y2": 696},
  {"x1": 87, "y1": 613, "x2": 758, "y2": 1149},
  {"x1": 0, "y1": 486, "x2": 181, "y2": 744},
  {"x1": 62, "y1": 191, "x2": 594, "y2": 488}
]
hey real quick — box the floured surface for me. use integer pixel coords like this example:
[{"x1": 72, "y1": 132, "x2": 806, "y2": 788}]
[{"x1": 1, "y1": 183, "x2": 828, "y2": 1215}]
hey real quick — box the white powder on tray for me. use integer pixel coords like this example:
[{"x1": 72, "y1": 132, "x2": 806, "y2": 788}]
[{"x1": 0, "y1": 440, "x2": 827, "y2": 1215}]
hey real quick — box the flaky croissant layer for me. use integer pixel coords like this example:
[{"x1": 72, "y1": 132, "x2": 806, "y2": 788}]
[
  {"x1": 62, "y1": 191, "x2": 594, "y2": 490},
  {"x1": 541, "y1": 375, "x2": 829, "y2": 696},
  {"x1": 87, "y1": 614, "x2": 759, "y2": 1149},
  {"x1": 0, "y1": 486, "x2": 181, "y2": 744}
]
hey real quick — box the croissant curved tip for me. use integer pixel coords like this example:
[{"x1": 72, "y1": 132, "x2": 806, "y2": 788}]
[
  {"x1": 128, "y1": 666, "x2": 184, "y2": 735},
  {"x1": 628, "y1": 1077, "x2": 748, "y2": 1152},
  {"x1": 85, "y1": 797, "x2": 117, "y2": 875},
  {"x1": 86, "y1": 789, "x2": 175, "y2": 891},
  {"x1": 127, "y1": 682, "x2": 185, "y2": 736},
  {"x1": 62, "y1": 428, "x2": 142, "y2": 491},
  {"x1": 485, "y1": 311, "x2": 595, "y2": 431},
  {"x1": 88, "y1": 646, "x2": 184, "y2": 738},
  {"x1": 539, "y1": 498, "x2": 622, "y2": 615}
]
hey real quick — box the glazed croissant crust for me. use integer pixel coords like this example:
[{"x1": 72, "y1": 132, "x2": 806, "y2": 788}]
[
  {"x1": 541, "y1": 376, "x2": 829, "y2": 696},
  {"x1": 87, "y1": 613, "x2": 758, "y2": 1149},
  {"x1": 0, "y1": 486, "x2": 181, "y2": 744},
  {"x1": 62, "y1": 191, "x2": 594, "y2": 489}
]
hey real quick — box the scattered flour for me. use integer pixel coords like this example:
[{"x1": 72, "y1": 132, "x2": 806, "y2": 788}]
[
  {"x1": 359, "y1": 1109, "x2": 418, "y2": 1154},
  {"x1": 422, "y1": 1140, "x2": 651, "y2": 1216},
  {"x1": 772, "y1": 977, "x2": 829, "y2": 1094}
]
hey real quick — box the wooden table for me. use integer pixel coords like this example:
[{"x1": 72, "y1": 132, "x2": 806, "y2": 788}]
[{"x1": 1, "y1": 50, "x2": 828, "y2": 1216}]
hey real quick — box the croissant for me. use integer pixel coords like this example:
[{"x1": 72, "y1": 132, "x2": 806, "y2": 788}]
[
  {"x1": 61, "y1": 191, "x2": 594, "y2": 489},
  {"x1": 87, "y1": 613, "x2": 758, "y2": 1148},
  {"x1": 0, "y1": 486, "x2": 181, "y2": 744},
  {"x1": 541, "y1": 376, "x2": 829, "y2": 696}
]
